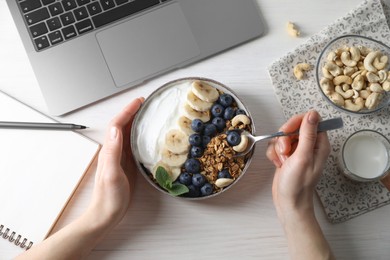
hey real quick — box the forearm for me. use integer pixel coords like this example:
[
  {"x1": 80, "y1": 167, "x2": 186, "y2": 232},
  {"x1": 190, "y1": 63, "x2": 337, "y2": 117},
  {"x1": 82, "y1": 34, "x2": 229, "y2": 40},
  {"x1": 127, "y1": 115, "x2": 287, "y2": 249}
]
[
  {"x1": 281, "y1": 210, "x2": 335, "y2": 260},
  {"x1": 15, "y1": 210, "x2": 110, "y2": 260}
]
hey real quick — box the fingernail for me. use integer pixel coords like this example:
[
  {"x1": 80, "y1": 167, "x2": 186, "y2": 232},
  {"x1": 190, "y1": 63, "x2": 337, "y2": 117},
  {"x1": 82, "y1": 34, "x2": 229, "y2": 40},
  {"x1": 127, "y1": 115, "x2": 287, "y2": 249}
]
[
  {"x1": 308, "y1": 110, "x2": 319, "y2": 125},
  {"x1": 110, "y1": 127, "x2": 118, "y2": 140}
]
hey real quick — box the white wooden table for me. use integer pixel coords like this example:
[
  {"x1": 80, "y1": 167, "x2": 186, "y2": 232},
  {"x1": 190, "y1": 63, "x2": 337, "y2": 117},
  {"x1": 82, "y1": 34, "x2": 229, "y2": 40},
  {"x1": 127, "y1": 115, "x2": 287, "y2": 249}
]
[{"x1": 1, "y1": 1, "x2": 390, "y2": 259}]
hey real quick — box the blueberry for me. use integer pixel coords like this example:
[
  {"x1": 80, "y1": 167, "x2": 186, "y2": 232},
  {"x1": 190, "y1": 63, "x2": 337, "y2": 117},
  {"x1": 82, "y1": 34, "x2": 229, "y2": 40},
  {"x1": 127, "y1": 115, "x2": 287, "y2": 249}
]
[
  {"x1": 223, "y1": 107, "x2": 235, "y2": 120},
  {"x1": 235, "y1": 108, "x2": 246, "y2": 116},
  {"x1": 212, "y1": 117, "x2": 226, "y2": 132},
  {"x1": 186, "y1": 184, "x2": 200, "y2": 197},
  {"x1": 189, "y1": 133, "x2": 202, "y2": 146},
  {"x1": 203, "y1": 123, "x2": 217, "y2": 137},
  {"x1": 218, "y1": 169, "x2": 232, "y2": 179},
  {"x1": 191, "y1": 119, "x2": 204, "y2": 133},
  {"x1": 200, "y1": 183, "x2": 213, "y2": 196},
  {"x1": 218, "y1": 93, "x2": 234, "y2": 107},
  {"x1": 227, "y1": 131, "x2": 241, "y2": 146},
  {"x1": 192, "y1": 173, "x2": 206, "y2": 187},
  {"x1": 202, "y1": 135, "x2": 211, "y2": 148},
  {"x1": 190, "y1": 146, "x2": 204, "y2": 158},
  {"x1": 211, "y1": 103, "x2": 225, "y2": 118},
  {"x1": 184, "y1": 158, "x2": 201, "y2": 173},
  {"x1": 179, "y1": 172, "x2": 192, "y2": 185}
]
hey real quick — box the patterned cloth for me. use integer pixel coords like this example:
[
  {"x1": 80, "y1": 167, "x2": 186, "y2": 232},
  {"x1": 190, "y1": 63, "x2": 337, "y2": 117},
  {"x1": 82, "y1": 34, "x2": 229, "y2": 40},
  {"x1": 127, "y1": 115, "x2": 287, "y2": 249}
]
[{"x1": 268, "y1": 0, "x2": 390, "y2": 223}]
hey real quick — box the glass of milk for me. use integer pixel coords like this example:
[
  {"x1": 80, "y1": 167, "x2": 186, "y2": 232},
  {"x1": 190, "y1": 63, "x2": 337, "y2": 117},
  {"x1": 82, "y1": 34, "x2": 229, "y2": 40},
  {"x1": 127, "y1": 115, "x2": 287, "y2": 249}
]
[{"x1": 339, "y1": 130, "x2": 390, "y2": 182}]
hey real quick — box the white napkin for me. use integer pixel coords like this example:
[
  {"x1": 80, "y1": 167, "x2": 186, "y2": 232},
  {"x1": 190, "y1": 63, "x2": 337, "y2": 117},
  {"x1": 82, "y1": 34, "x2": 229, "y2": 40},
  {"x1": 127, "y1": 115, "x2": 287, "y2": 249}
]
[{"x1": 268, "y1": 0, "x2": 390, "y2": 223}]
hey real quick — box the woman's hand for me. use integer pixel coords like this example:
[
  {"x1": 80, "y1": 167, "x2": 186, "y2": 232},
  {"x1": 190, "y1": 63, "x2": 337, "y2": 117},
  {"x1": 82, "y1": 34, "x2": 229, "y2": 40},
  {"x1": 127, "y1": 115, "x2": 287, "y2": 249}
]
[
  {"x1": 266, "y1": 110, "x2": 334, "y2": 260},
  {"x1": 86, "y1": 97, "x2": 144, "y2": 230}
]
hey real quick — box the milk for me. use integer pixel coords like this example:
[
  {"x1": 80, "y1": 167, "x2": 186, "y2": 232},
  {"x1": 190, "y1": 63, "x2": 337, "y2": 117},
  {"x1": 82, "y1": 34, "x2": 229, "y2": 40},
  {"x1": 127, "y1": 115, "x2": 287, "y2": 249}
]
[{"x1": 343, "y1": 134, "x2": 389, "y2": 179}]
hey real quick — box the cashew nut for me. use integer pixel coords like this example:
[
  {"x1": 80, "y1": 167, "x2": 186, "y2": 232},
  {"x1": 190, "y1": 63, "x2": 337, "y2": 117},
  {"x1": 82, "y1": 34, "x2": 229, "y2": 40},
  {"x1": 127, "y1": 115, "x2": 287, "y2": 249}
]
[
  {"x1": 369, "y1": 83, "x2": 384, "y2": 93},
  {"x1": 378, "y1": 70, "x2": 388, "y2": 83},
  {"x1": 344, "y1": 97, "x2": 364, "y2": 112},
  {"x1": 293, "y1": 63, "x2": 311, "y2": 80},
  {"x1": 352, "y1": 89, "x2": 359, "y2": 99},
  {"x1": 320, "y1": 78, "x2": 334, "y2": 95},
  {"x1": 341, "y1": 83, "x2": 350, "y2": 91},
  {"x1": 364, "y1": 51, "x2": 380, "y2": 72},
  {"x1": 215, "y1": 178, "x2": 234, "y2": 188},
  {"x1": 358, "y1": 46, "x2": 371, "y2": 56},
  {"x1": 287, "y1": 22, "x2": 300, "y2": 37},
  {"x1": 350, "y1": 47, "x2": 361, "y2": 62},
  {"x1": 383, "y1": 81, "x2": 390, "y2": 91},
  {"x1": 233, "y1": 135, "x2": 249, "y2": 152},
  {"x1": 327, "y1": 92, "x2": 345, "y2": 107},
  {"x1": 344, "y1": 66, "x2": 357, "y2": 76},
  {"x1": 365, "y1": 92, "x2": 383, "y2": 110},
  {"x1": 333, "y1": 75, "x2": 352, "y2": 86},
  {"x1": 322, "y1": 67, "x2": 334, "y2": 79},
  {"x1": 352, "y1": 74, "x2": 365, "y2": 91},
  {"x1": 360, "y1": 89, "x2": 372, "y2": 99},
  {"x1": 335, "y1": 85, "x2": 354, "y2": 99},
  {"x1": 373, "y1": 55, "x2": 388, "y2": 70},
  {"x1": 341, "y1": 51, "x2": 357, "y2": 67},
  {"x1": 324, "y1": 62, "x2": 343, "y2": 77},
  {"x1": 232, "y1": 114, "x2": 251, "y2": 127},
  {"x1": 366, "y1": 71, "x2": 380, "y2": 83},
  {"x1": 327, "y1": 51, "x2": 337, "y2": 62}
]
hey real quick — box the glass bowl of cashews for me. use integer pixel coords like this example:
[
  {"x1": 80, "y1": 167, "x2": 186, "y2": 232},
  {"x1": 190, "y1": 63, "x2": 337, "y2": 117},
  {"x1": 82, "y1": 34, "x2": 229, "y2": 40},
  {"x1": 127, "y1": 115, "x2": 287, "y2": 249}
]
[
  {"x1": 316, "y1": 35, "x2": 390, "y2": 114},
  {"x1": 131, "y1": 77, "x2": 255, "y2": 199}
]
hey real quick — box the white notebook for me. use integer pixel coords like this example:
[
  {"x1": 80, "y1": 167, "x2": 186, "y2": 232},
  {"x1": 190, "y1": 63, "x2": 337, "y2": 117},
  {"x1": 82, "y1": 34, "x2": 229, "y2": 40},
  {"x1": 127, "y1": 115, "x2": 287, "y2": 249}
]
[{"x1": 0, "y1": 91, "x2": 100, "y2": 256}]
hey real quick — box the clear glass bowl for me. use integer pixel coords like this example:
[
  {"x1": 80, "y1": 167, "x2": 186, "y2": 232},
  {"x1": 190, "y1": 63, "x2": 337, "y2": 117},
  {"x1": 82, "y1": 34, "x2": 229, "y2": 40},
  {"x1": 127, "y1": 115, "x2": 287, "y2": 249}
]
[{"x1": 316, "y1": 35, "x2": 390, "y2": 115}]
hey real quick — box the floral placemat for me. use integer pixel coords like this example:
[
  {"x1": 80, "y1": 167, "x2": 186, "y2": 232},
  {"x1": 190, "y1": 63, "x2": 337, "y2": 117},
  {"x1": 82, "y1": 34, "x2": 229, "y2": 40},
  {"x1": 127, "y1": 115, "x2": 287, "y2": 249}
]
[{"x1": 268, "y1": 0, "x2": 390, "y2": 223}]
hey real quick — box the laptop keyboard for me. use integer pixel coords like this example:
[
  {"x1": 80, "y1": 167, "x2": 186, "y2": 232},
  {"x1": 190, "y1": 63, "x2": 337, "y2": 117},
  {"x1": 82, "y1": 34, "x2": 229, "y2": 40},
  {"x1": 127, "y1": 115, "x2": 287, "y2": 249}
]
[{"x1": 18, "y1": 0, "x2": 170, "y2": 51}]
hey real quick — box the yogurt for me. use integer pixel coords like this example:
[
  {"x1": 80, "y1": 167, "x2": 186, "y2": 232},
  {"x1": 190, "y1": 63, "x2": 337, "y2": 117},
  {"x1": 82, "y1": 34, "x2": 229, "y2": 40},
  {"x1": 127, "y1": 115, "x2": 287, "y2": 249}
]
[
  {"x1": 134, "y1": 81, "x2": 190, "y2": 173},
  {"x1": 342, "y1": 132, "x2": 390, "y2": 180}
]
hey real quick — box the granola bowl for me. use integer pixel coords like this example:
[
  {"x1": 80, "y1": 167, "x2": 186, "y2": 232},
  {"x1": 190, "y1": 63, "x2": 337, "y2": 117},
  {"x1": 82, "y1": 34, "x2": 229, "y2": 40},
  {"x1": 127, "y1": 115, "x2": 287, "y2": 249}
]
[
  {"x1": 131, "y1": 77, "x2": 255, "y2": 200},
  {"x1": 316, "y1": 35, "x2": 390, "y2": 115}
]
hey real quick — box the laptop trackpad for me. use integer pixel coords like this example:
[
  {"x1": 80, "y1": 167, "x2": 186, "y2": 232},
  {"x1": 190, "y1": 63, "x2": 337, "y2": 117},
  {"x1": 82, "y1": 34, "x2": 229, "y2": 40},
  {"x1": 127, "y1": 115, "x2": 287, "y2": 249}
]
[{"x1": 96, "y1": 3, "x2": 200, "y2": 87}]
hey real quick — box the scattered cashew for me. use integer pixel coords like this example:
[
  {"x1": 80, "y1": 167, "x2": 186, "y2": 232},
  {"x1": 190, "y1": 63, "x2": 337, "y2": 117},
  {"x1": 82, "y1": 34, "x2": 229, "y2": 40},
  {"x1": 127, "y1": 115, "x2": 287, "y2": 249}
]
[
  {"x1": 344, "y1": 97, "x2": 365, "y2": 112},
  {"x1": 365, "y1": 92, "x2": 382, "y2": 110},
  {"x1": 232, "y1": 114, "x2": 251, "y2": 127},
  {"x1": 287, "y1": 21, "x2": 300, "y2": 37},
  {"x1": 364, "y1": 51, "x2": 380, "y2": 72},
  {"x1": 293, "y1": 63, "x2": 311, "y2": 80},
  {"x1": 233, "y1": 135, "x2": 249, "y2": 153},
  {"x1": 335, "y1": 85, "x2": 354, "y2": 99},
  {"x1": 215, "y1": 178, "x2": 234, "y2": 188}
]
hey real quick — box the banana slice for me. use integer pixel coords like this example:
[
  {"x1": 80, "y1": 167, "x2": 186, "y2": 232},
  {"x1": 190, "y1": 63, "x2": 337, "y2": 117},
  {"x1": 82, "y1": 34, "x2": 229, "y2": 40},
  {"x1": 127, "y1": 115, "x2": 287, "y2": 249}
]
[
  {"x1": 187, "y1": 90, "x2": 213, "y2": 112},
  {"x1": 171, "y1": 167, "x2": 181, "y2": 182},
  {"x1": 177, "y1": 116, "x2": 194, "y2": 135},
  {"x1": 191, "y1": 80, "x2": 219, "y2": 103},
  {"x1": 165, "y1": 129, "x2": 189, "y2": 154},
  {"x1": 161, "y1": 148, "x2": 187, "y2": 167},
  {"x1": 183, "y1": 103, "x2": 210, "y2": 122}
]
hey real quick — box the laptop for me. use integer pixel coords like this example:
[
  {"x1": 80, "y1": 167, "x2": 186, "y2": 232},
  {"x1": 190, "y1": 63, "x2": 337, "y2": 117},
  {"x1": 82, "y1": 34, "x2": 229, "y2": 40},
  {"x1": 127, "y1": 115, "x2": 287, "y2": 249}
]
[{"x1": 7, "y1": 0, "x2": 265, "y2": 115}]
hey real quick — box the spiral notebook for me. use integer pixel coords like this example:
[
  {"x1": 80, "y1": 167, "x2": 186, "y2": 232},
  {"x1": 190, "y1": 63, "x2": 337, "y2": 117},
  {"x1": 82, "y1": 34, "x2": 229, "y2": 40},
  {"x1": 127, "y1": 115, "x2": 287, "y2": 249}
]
[{"x1": 0, "y1": 91, "x2": 100, "y2": 257}]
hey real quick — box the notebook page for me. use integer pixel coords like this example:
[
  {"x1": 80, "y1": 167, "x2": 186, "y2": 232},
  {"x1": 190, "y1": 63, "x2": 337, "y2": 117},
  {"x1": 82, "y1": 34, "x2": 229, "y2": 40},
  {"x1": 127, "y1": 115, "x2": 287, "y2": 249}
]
[{"x1": 0, "y1": 91, "x2": 99, "y2": 250}]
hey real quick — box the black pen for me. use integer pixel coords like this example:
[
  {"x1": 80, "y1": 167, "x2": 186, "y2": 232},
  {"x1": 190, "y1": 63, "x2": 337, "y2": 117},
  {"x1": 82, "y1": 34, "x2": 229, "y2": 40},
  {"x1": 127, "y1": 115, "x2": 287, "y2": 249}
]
[{"x1": 0, "y1": 121, "x2": 88, "y2": 130}]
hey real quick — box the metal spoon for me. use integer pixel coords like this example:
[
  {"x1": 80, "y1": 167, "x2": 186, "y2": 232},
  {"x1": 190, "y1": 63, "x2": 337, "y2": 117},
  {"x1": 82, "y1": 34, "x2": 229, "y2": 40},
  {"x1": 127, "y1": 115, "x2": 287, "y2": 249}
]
[{"x1": 234, "y1": 117, "x2": 344, "y2": 157}]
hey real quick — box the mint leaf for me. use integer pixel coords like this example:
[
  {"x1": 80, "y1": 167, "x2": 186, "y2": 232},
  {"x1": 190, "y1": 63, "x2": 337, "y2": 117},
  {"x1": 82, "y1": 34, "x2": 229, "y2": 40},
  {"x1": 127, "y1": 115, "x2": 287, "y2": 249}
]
[
  {"x1": 155, "y1": 166, "x2": 189, "y2": 196},
  {"x1": 155, "y1": 166, "x2": 171, "y2": 189},
  {"x1": 168, "y1": 183, "x2": 189, "y2": 196}
]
